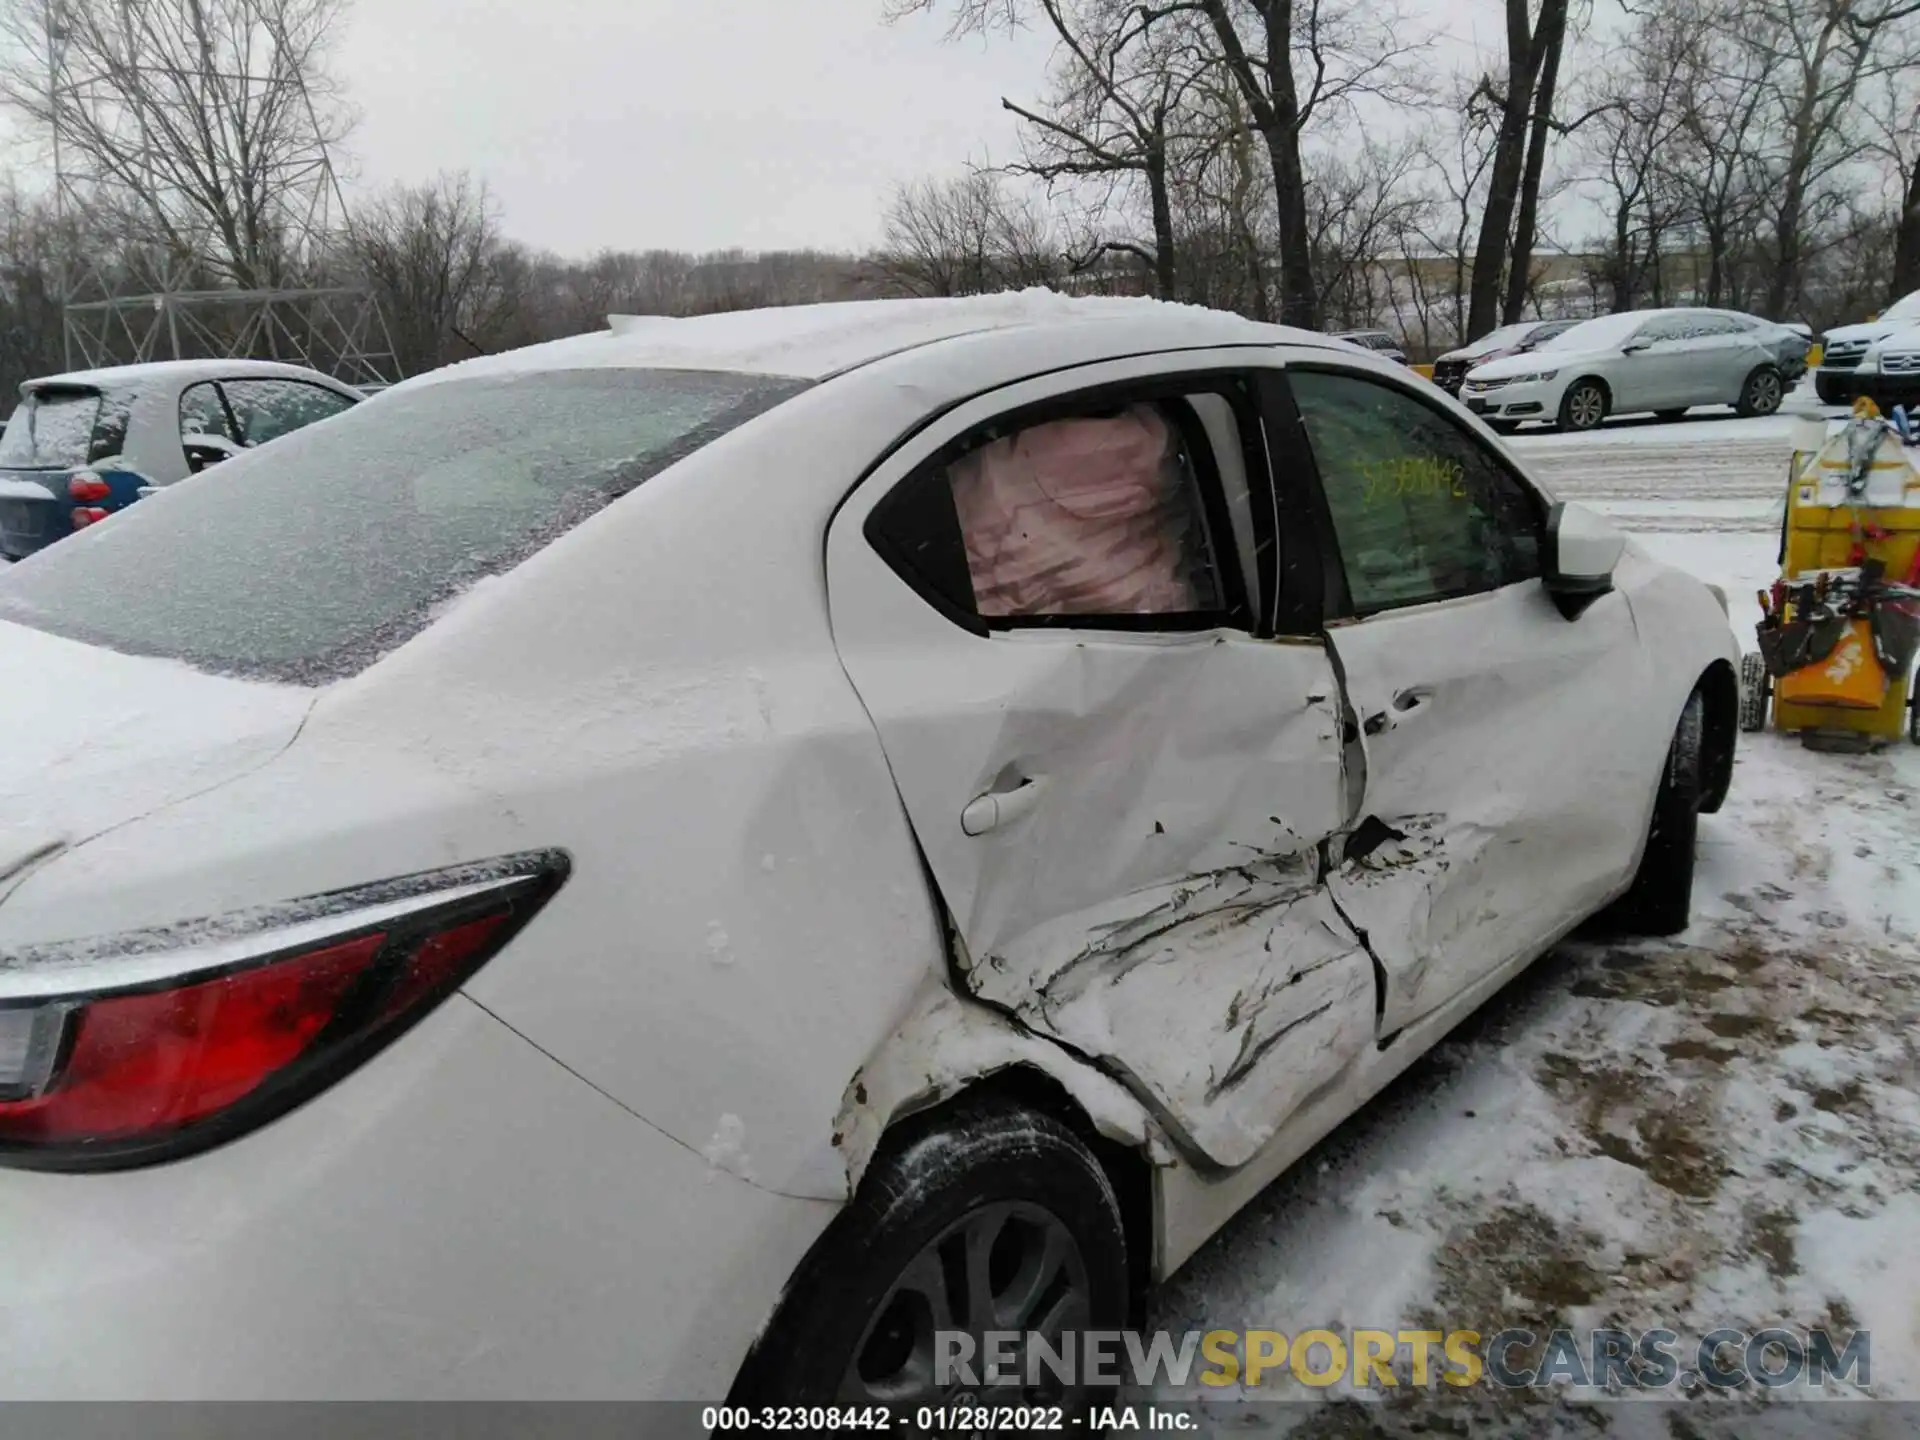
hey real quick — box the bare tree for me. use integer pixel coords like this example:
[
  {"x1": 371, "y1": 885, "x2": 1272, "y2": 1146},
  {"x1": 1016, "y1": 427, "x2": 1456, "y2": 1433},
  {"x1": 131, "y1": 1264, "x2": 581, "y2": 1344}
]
[
  {"x1": 1411, "y1": 92, "x2": 1500, "y2": 343},
  {"x1": 875, "y1": 171, "x2": 1061, "y2": 296},
  {"x1": 1738, "y1": 0, "x2": 1920, "y2": 316},
  {"x1": 0, "y1": 0, "x2": 353, "y2": 290},
  {"x1": 1660, "y1": 0, "x2": 1775, "y2": 308},
  {"x1": 0, "y1": 178, "x2": 78, "y2": 393},
  {"x1": 1575, "y1": 14, "x2": 1692, "y2": 311},
  {"x1": 1171, "y1": 67, "x2": 1276, "y2": 319},
  {"x1": 352, "y1": 171, "x2": 517, "y2": 376},
  {"x1": 1465, "y1": 0, "x2": 1574, "y2": 337},
  {"x1": 1306, "y1": 139, "x2": 1427, "y2": 330},
  {"x1": 890, "y1": 0, "x2": 1212, "y2": 298},
  {"x1": 1192, "y1": 0, "x2": 1421, "y2": 329},
  {"x1": 1859, "y1": 30, "x2": 1920, "y2": 296}
]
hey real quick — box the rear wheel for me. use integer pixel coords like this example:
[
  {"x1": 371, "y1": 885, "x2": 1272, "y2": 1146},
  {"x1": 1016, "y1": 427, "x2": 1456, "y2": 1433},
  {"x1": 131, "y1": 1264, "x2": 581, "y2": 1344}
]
[
  {"x1": 728, "y1": 1098, "x2": 1129, "y2": 1413},
  {"x1": 1597, "y1": 690, "x2": 1705, "y2": 937},
  {"x1": 1738, "y1": 651, "x2": 1770, "y2": 733},
  {"x1": 1738, "y1": 365, "x2": 1785, "y2": 417},
  {"x1": 1558, "y1": 380, "x2": 1609, "y2": 432}
]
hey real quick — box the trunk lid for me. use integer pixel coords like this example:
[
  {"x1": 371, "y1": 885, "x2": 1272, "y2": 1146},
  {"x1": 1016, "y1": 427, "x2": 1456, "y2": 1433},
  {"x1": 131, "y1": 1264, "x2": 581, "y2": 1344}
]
[{"x1": 0, "y1": 620, "x2": 314, "y2": 899}]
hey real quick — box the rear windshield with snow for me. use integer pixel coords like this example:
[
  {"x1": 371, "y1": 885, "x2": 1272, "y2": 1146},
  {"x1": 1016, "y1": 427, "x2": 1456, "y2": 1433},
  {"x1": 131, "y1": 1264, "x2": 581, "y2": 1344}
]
[
  {"x1": 0, "y1": 368, "x2": 807, "y2": 683},
  {"x1": 0, "y1": 386, "x2": 128, "y2": 469}
]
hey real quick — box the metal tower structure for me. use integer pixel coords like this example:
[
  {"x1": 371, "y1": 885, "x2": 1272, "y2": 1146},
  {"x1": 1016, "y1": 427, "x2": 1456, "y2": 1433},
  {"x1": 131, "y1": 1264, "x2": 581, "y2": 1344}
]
[{"x1": 38, "y1": 0, "x2": 396, "y2": 384}]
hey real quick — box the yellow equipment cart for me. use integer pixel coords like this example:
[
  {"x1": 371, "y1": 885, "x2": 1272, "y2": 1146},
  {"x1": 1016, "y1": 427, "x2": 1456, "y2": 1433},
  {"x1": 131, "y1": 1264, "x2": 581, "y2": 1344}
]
[{"x1": 1739, "y1": 405, "x2": 1920, "y2": 751}]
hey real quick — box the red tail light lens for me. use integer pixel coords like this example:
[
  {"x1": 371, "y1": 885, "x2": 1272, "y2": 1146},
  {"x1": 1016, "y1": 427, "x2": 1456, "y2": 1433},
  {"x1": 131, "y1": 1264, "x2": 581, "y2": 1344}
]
[
  {"x1": 68, "y1": 474, "x2": 111, "y2": 502},
  {"x1": 70, "y1": 506, "x2": 108, "y2": 528},
  {"x1": 0, "y1": 852, "x2": 566, "y2": 1169}
]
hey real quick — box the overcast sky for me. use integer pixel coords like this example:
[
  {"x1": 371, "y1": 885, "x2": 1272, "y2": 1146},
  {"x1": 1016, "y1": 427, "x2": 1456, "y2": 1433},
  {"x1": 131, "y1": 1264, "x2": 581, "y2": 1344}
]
[
  {"x1": 0, "y1": 1, "x2": 1510, "y2": 259},
  {"x1": 336, "y1": 0, "x2": 1061, "y2": 256},
  {"x1": 336, "y1": 0, "x2": 1505, "y2": 259}
]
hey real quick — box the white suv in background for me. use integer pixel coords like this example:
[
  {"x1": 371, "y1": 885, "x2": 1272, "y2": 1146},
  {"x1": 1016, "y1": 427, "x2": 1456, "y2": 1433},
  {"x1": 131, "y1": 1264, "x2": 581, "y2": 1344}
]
[{"x1": 1814, "y1": 289, "x2": 1920, "y2": 406}]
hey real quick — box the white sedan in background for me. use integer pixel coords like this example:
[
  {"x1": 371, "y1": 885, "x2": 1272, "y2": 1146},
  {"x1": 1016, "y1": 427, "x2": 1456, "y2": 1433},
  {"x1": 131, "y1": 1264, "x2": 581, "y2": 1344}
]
[
  {"x1": 0, "y1": 294, "x2": 1740, "y2": 1403},
  {"x1": 1462, "y1": 308, "x2": 1791, "y2": 432}
]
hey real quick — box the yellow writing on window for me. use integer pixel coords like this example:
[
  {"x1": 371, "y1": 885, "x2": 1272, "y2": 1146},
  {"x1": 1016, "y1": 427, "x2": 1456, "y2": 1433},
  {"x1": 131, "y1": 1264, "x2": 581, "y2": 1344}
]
[{"x1": 1359, "y1": 454, "x2": 1467, "y2": 506}]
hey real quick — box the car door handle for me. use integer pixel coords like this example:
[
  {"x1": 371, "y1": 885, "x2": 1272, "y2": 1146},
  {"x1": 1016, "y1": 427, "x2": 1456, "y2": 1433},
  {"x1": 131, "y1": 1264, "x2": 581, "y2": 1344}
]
[{"x1": 961, "y1": 777, "x2": 1046, "y2": 836}]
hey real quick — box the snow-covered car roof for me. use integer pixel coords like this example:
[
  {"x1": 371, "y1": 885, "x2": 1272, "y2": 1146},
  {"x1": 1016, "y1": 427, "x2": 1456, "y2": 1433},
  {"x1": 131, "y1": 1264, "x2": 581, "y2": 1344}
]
[
  {"x1": 20, "y1": 358, "x2": 362, "y2": 396},
  {"x1": 397, "y1": 290, "x2": 1339, "y2": 391}
]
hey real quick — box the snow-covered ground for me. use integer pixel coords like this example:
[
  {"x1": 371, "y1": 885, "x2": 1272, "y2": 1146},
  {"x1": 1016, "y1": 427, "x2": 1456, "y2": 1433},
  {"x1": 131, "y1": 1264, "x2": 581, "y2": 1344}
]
[{"x1": 1151, "y1": 405, "x2": 1920, "y2": 1433}]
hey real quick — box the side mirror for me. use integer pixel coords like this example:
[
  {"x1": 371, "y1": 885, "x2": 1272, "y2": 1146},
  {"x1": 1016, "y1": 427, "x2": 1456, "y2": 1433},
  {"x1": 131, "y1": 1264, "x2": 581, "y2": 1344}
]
[
  {"x1": 1622, "y1": 339, "x2": 1652, "y2": 354},
  {"x1": 183, "y1": 434, "x2": 242, "y2": 473},
  {"x1": 1544, "y1": 501, "x2": 1626, "y2": 619}
]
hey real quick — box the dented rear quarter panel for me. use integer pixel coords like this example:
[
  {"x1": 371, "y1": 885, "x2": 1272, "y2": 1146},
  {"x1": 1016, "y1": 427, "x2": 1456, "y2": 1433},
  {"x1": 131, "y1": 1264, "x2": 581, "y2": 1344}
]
[{"x1": 2, "y1": 374, "x2": 960, "y2": 1205}]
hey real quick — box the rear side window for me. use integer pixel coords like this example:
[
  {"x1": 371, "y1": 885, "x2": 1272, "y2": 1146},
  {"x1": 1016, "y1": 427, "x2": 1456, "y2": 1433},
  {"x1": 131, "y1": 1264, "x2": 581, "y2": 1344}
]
[
  {"x1": 0, "y1": 369, "x2": 806, "y2": 683},
  {"x1": 180, "y1": 382, "x2": 238, "y2": 442},
  {"x1": 0, "y1": 387, "x2": 129, "y2": 468},
  {"x1": 222, "y1": 379, "x2": 359, "y2": 446},
  {"x1": 866, "y1": 395, "x2": 1251, "y2": 631}
]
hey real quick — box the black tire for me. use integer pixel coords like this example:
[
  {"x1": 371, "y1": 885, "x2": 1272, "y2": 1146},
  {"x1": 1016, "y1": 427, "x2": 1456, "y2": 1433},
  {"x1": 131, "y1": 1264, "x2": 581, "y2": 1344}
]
[
  {"x1": 1738, "y1": 651, "x2": 1770, "y2": 733},
  {"x1": 1656, "y1": 409, "x2": 1688, "y2": 422},
  {"x1": 728, "y1": 1097, "x2": 1129, "y2": 1413},
  {"x1": 1597, "y1": 690, "x2": 1704, "y2": 937},
  {"x1": 1737, "y1": 365, "x2": 1785, "y2": 418},
  {"x1": 1814, "y1": 373, "x2": 1852, "y2": 407},
  {"x1": 1557, "y1": 379, "x2": 1609, "y2": 432}
]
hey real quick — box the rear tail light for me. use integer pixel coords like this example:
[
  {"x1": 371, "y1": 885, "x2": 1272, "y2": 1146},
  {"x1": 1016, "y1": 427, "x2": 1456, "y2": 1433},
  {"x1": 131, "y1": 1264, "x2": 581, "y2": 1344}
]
[
  {"x1": 68, "y1": 473, "x2": 111, "y2": 502},
  {"x1": 70, "y1": 507, "x2": 108, "y2": 528},
  {"x1": 0, "y1": 851, "x2": 566, "y2": 1170}
]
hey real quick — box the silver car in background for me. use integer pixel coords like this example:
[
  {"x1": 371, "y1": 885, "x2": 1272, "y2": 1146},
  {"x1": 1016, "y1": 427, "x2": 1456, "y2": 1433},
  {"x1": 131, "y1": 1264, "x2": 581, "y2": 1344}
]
[{"x1": 1461, "y1": 308, "x2": 1790, "y2": 433}]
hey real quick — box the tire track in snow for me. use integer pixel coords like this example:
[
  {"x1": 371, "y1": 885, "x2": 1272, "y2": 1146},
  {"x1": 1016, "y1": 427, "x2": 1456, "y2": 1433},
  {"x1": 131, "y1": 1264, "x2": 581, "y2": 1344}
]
[{"x1": 1512, "y1": 431, "x2": 1790, "y2": 533}]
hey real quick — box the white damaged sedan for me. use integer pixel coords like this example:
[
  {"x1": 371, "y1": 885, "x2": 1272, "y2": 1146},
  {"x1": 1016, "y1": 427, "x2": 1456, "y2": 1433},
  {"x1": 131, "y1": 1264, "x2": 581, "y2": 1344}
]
[{"x1": 0, "y1": 294, "x2": 1740, "y2": 1403}]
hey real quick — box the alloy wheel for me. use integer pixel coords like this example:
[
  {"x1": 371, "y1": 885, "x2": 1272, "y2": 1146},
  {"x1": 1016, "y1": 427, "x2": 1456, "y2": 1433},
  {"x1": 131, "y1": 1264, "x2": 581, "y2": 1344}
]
[
  {"x1": 838, "y1": 1200, "x2": 1092, "y2": 1407},
  {"x1": 1749, "y1": 371, "x2": 1783, "y2": 414},
  {"x1": 1569, "y1": 385, "x2": 1605, "y2": 429}
]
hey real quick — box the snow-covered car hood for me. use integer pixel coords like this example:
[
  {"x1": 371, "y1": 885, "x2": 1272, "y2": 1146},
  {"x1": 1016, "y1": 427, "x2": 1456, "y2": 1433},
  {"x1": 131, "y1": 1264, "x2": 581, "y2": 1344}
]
[
  {"x1": 0, "y1": 620, "x2": 314, "y2": 907},
  {"x1": 1861, "y1": 323, "x2": 1920, "y2": 360},
  {"x1": 1825, "y1": 318, "x2": 1917, "y2": 349},
  {"x1": 1437, "y1": 335, "x2": 1535, "y2": 365},
  {"x1": 1468, "y1": 347, "x2": 1603, "y2": 380}
]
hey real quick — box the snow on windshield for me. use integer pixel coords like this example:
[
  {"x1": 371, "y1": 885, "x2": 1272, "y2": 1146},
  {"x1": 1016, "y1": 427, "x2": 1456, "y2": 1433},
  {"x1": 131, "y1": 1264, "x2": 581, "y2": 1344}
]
[
  {"x1": 0, "y1": 369, "x2": 808, "y2": 684},
  {"x1": 1534, "y1": 312, "x2": 1647, "y2": 353}
]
